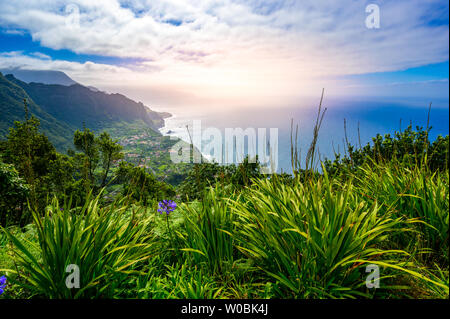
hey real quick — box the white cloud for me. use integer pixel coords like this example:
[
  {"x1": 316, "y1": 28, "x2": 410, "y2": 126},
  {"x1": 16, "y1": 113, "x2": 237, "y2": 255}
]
[
  {"x1": 29, "y1": 52, "x2": 51, "y2": 60},
  {"x1": 0, "y1": 51, "x2": 133, "y2": 85},
  {"x1": 0, "y1": 0, "x2": 448, "y2": 106}
]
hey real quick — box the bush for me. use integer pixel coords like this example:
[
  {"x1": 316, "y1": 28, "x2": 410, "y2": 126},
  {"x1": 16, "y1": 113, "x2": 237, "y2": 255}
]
[
  {"x1": 228, "y1": 169, "x2": 446, "y2": 298},
  {"x1": 2, "y1": 193, "x2": 157, "y2": 298},
  {"x1": 324, "y1": 125, "x2": 449, "y2": 176},
  {"x1": 352, "y1": 161, "x2": 449, "y2": 265},
  {"x1": 0, "y1": 160, "x2": 29, "y2": 226},
  {"x1": 176, "y1": 187, "x2": 237, "y2": 274}
]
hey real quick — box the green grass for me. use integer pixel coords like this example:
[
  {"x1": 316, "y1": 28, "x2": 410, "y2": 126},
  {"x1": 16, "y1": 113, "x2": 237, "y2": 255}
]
[
  {"x1": 1, "y1": 193, "x2": 158, "y2": 298},
  {"x1": 353, "y1": 161, "x2": 449, "y2": 265},
  {"x1": 1, "y1": 160, "x2": 448, "y2": 299},
  {"x1": 228, "y1": 167, "x2": 425, "y2": 298}
]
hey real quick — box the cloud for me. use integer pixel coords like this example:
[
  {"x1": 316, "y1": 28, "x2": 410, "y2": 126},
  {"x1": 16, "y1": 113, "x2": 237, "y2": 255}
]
[
  {"x1": 0, "y1": 51, "x2": 134, "y2": 85},
  {"x1": 29, "y1": 52, "x2": 51, "y2": 60},
  {"x1": 1, "y1": 28, "x2": 26, "y2": 35},
  {"x1": 0, "y1": 0, "x2": 448, "y2": 106}
]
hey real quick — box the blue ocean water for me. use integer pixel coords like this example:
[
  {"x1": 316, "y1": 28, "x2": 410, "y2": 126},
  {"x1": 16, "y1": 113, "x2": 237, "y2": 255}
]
[{"x1": 160, "y1": 97, "x2": 449, "y2": 173}]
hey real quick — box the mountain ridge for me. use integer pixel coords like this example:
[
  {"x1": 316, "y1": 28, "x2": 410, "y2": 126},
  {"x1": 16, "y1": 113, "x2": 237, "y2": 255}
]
[
  {"x1": 0, "y1": 71, "x2": 171, "y2": 152},
  {"x1": 0, "y1": 72, "x2": 76, "y2": 150},
  {"x1": 0, "y1": 69, "x2": 78, "y2": 86}
]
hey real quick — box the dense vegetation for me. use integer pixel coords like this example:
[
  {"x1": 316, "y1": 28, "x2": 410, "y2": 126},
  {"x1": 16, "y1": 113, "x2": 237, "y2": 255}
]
[
  {"x1": 0, "y1": 72, "x2": 169, "y2": 152},
  {"x1": 0, "y1": 72, "x2": 74, "y2": 150},
  {"x1": 0, "y1": 101, "x2": 448, "y2": 299}
]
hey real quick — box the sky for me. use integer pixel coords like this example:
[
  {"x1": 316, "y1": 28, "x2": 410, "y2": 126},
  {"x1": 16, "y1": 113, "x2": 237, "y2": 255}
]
[{"x1": 0, "y1": 0, "x2": 448, "y2": 110}]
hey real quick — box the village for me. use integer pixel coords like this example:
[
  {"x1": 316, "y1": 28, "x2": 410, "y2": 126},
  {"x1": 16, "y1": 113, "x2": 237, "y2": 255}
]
[{"x1": 112, "y1": 131, "x2": 188, "y2": 184}]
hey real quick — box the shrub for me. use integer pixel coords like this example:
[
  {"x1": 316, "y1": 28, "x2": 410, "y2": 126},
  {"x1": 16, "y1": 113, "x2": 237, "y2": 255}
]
[
  {"x1": 2, "y1": 193, "x2": 157, "y2": 298},
  {"x1": 353, "y1": 161, "x2": 449, "y2": 265},
  {"x1": 177, "y1": 187, "x2": 236, "y2": 274},
  {"x1": 229, "y1": 169, "x2": 445, "y2": 298},
  {"x1": 0, "y1": 160, "x2": 29, "y2": 226}
]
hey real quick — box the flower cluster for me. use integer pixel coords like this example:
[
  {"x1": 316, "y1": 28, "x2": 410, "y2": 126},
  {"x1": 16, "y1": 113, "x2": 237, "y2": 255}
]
[
  {"x1": 158, "y1": 200, "x2": 177, "y2": 215},
  {"x1": 0, "y1": 275, "x2": 6, "y2": 295}
]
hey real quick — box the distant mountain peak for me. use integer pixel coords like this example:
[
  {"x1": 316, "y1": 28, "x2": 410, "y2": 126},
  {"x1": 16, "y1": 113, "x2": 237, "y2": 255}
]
[
  {"x1": 87, "y1": 86, "x2": 102, "y2": 92},
  {"x1": 0, "y1": 69, "x2": 78, "y2": 86}
]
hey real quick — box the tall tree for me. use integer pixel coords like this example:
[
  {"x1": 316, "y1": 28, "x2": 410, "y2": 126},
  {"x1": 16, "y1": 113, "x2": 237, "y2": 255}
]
[
  {"x1": 73, "y1": 126, "x2": 99, "y2": 190},
  {"x1": 3, "y1": 101, "x2": 56, "y2": 181},
  {"x1": 98, "y1": 132, "x2": 123, "y2": 188},
  {"x1": 0, "y1": 160, "x2": 29, "y2": 226},
  {"x1": 2, "y1": 100, "x2": 57, "y2": 214},
  {"x1": 116, "y1": 161, "x2": 175, "y2": 205}
]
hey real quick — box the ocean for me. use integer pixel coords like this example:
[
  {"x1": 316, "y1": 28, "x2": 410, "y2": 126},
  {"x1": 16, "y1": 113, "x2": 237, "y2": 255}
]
[{"x1": 159, "y1": 97, "x2": 449, "y2": 173}]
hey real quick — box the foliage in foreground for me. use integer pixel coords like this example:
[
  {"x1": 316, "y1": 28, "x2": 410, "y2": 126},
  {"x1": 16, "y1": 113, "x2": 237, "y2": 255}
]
[
  {"x1": 176, "y1": 165, "x2": 448, "y2": 298},
  {"x1": 0, "y1": 112, "x2": 176, "y2": 227},
  {"x1": 1, "y1": 193, "x2": 157, "y2": 298},
  {"x1": 0, "y1": 115, "x2": 448, "y2": 299}
]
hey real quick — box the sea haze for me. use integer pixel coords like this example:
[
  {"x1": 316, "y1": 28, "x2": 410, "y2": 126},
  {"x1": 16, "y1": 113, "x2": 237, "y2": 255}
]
[{"x1": 159, "y1": 97, "x2": 450, "y2": 173}]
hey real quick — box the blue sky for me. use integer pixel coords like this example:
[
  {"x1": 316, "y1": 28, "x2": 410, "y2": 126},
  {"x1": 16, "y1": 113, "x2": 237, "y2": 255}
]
[
  {"x1": 346, "y1": 62, "x2": 449, "y2": 84},
  {"x1": 0, "y1": 0, "x2": 448, "y2": 108},
  {"x1": 0, "y1": 31, "x2": 146, "y2": 66}
]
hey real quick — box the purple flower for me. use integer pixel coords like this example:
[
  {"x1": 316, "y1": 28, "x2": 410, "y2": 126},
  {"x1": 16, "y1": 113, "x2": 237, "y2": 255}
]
[
  {"x1": 158, "y1": 200, "x2": 177, "y2": 215},
  {"x1": 0, "y1": 275, "x2": 6, "y2": 295}
]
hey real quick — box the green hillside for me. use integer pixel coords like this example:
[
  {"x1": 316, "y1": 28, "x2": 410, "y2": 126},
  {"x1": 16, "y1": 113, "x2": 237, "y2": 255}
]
[
  {"x1": 0, "y1": 72, "x2": 75, "y2": 151},
  {"x1": 1, "y1": 72, "x2": 171, "y2": 152},
  {"x1": 7, "y1": 74, "x2": 167, "y2": 132},
  {"x1": 0, "y1": 69, "x2": 78, "y2": 86}
]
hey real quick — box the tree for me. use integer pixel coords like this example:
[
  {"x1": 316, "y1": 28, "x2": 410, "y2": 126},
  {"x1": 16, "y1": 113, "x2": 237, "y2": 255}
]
[
  {"x1": 73, "y1": 127, "x2": 99, "y2": 189},
  {"x1": 73, "y1": 128, "x2": 125, "y2": 193},
  {"x1": 48, "y1": 153, "x2": 75, "y2": 196},
  {"x1": 177, "y1": 157, "x2": 262, "y2": 201},
  {"x1": 178, "y1": 162, "x2": 226, "y2": 200},
  {"x1": 1, "y1": 101, "x2": 57, "y2": 215},
  {"x1": 231, "y1": 155, "x2": 261, "y2": 187},
  {"x1": 3, "y1": 113, "x2": 56, "y2": 183},
  {"x1": 324, "y1": 125, "x2": 449, "y2": 176},
  {"x1": 116, "y1": 161, "x2": 175, "y2": 205},
  {"x1": 0, "y1": 160, "x2": 29, "y2": 226},
  {"x1": 97, "y1": 132, "x2": 123, "y2": 188}
]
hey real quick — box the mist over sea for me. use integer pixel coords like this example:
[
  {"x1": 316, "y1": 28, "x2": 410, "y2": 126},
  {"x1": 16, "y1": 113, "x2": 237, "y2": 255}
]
[{"x1": 159, "y1": 97, "x2": 450, "y2": 173}]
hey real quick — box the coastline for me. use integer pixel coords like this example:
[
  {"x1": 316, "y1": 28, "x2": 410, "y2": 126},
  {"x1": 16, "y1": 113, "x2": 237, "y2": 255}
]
[{"x1": 158, "y1": 111, "x2": 216, "y2": 163}]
